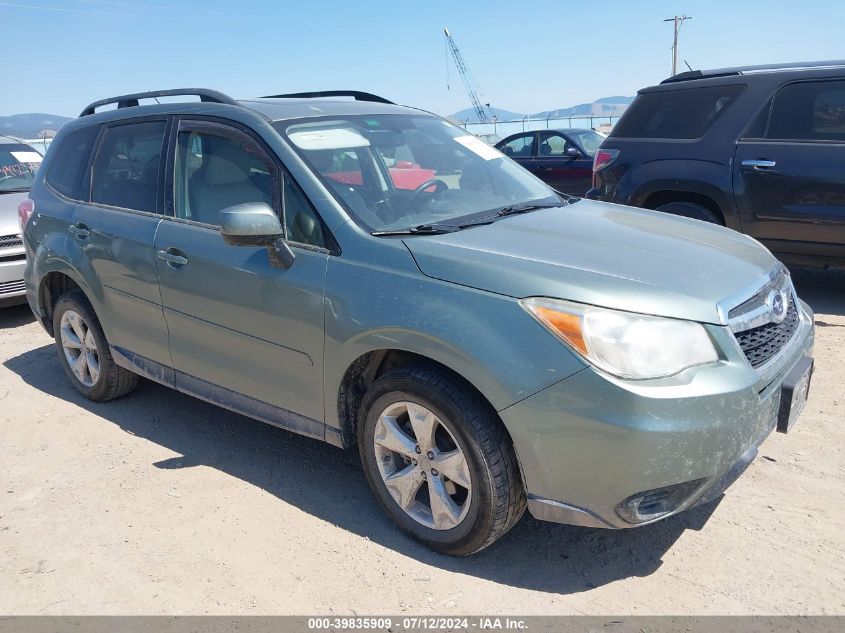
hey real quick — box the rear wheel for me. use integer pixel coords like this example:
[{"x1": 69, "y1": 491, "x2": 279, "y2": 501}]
[
  {"x1": 358, "y1": 365, "x2": 525, "y2": 556},
  {"x1": 655, "y1": 201, "x2": 723, "y2": 224},
  {"x1": 52, "y1": 290, "x2": 138, "y2": 401}
]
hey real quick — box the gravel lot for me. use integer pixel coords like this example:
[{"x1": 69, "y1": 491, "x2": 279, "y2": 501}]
[{"x1": 1, "y1": 268, "x2": 843, "y2": 615}]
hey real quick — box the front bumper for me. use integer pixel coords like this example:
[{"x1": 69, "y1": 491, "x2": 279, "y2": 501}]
[
  {"x1": 501, "y1": 301, "x2": 815, "y2": 529},
  {"x1": 0, "y1": 257, "x2": 27, "y2": 302}
]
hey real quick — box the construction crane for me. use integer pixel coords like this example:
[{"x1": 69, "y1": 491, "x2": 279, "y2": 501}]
[{"x1": 444, "y1": 27, "x2": 490, "y2": 124}]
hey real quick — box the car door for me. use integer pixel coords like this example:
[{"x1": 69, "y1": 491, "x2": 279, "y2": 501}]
[
  {"x1": 734, "y1": 79, "x2": 845, "y2": 261},
  {"x1": 72, "y1": 118, "x2": 172, "y2": 370},
  {"x1": 497, "y1": 133, "x2": 537, "y2": 171},
  {"x1": 155, "y1": 118, "x2": 329, "y2": 426},
  {"x1": 534, "y1": 132, "x2": 594, "y2": 195}
]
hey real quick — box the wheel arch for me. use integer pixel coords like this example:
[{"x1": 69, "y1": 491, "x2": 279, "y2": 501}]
[
  {"x1": 642, "y1": 189, "x2": 727, "y2": 225},
  {"x1": 34, "y1": 261, "x2": 102, "y2": 338},
  {"x1": 624, "y1": 155, "x2": 740, "y2": 231},
  {"x1": 334, "y1": 348, "x2": 517, "y2": 457}
]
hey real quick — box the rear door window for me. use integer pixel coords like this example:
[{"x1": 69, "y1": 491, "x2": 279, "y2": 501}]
[
  {"x1": 45, "y1": 125, "x2": 100, "y2": 200},
  {"x1": 767, "y1": 80, "x2": 845, "y2": 141},
  {"x1": 611, "y1": 84, "x2": 745, "y2": 139},
  {"x1": 91, "y1": 120, "x2": 166, "y2": 213}
]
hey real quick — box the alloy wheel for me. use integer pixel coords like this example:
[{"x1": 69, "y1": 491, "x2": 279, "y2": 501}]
[
  {"x1": 59, "y1": 309, "x2": 100, "y2": 387},
  {"x1": 372, "y1": 401, "x2": 472, "y2": 530}
]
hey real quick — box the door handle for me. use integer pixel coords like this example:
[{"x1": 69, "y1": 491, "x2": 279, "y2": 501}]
[
  {"x1": 157, "y1": 249, "x2": 188, "y2": 267},
  {"x1": 741, "y1": 159, "x2": 776, "y2": 170},
  {"x1": 69, "y1": 223, "x2": 90, "y2": 239}
]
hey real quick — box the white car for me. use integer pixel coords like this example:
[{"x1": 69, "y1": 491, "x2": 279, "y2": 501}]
[{"x1": 1, "y1": 136, "x2": 42, "y2": 306}]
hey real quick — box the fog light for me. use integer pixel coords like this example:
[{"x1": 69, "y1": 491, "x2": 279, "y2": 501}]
[{"x1": 616, "y1": 479, "x2": 707, "y2": 524}]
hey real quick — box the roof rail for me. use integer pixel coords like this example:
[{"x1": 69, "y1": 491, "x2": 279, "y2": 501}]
[
  {"x1": 260, "y1": 90, "x2": 394, "y2": 105},
  {"x1": 79, "y1": 88, "x2": 239, "y2": 117},
  {"x1": 661, "y1": 60, "x2": 845, "y2": 84}
]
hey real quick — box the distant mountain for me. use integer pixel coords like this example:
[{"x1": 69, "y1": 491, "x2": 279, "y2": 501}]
[
  {"x1": 0, "y1": 113, "x2": 73, "y2": 139},
  {"x1": 449, "y1": 96, "x2": 634, "y2": 124},
  {"x1": 594, "y1": 95, "x2": 634, "y2": 105},
  {"x1": 530, "y1": 96, "x2": 634, "y2": 119},
  {"x1": 448, "y1": 106, "x2": 527, "y2": 124}
]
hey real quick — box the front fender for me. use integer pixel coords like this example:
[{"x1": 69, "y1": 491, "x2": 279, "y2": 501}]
[{"x1": 322, "y1": 235, "x2": 587, "y2": 429}]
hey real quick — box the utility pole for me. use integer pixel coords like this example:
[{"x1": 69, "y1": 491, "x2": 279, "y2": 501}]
[{"x1": 663, "y1": 15, "x2": 692, "y2": 76}]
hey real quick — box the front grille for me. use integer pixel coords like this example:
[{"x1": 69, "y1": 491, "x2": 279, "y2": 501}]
[
  {"x1": 0, "y1": 234, "x2": 23, "y2": 249},
  {"x1": 0, "y1": 279, "x2": 26, "y2": 295},
  {"x1": 734, "y1": 298, "x2": 800, "y2": 368},
  {"x1": 728, "y1": 268, "x2": 788, "y2": 319},
  {"x1": 727, "y1": 267, "x2": 801, "y2": 369}
]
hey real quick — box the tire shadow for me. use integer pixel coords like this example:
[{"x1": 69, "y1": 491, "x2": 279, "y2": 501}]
[
  {"x1": 789, "y1": 266, "x2": 845, "y2": 318},
  {"x1": 0, "y1": 303, "x2": 35, "y2": 329},
  {"x1": 5, "y1": 343, "x2": 719, "y2": 595}
]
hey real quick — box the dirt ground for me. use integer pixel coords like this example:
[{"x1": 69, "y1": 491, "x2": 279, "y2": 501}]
[{"x1": 1, "y1": 268, "x2": 843, "y2": 615}]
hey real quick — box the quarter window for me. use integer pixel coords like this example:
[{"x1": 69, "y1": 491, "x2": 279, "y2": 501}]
[
  {"x1": 91, "y1": 121, "x2": 166, "y2": 212},
  {"x1": 767, "y1": 80, "x2": 845, "y2": 141},
  {"x1": 284, "y1": 177, "x2": 324, "y2": 248},
  {"x1": 611, "y1": 84, "x2": 745, "y2": 139},
  {"x1": 45, "y1": 125, "x2": 100, "y2": 200},
  {"x1": 174, "y1": 128, "x2": 276, "y2": 226}
]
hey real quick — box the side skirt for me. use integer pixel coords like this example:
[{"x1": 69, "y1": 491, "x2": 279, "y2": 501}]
[{"x1": 111, "y1": 346, "x2": 344, "y2": 448}]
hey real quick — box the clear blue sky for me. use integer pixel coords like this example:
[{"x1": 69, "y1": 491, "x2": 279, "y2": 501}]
[{"x1": 2, "y1": 0, "x2": 843, "y2": 118}]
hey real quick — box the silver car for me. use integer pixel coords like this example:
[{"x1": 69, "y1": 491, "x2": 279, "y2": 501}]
[{"x1": 0, "y1": 136, "x2": 42, "y2": 305}]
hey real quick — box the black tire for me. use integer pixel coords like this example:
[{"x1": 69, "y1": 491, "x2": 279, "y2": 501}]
[
  {"x1": 52, "y1": 290, "x2": 138, "y2": 402},
  {"x1": 358, "y1": 365, "x2": 525, "y2": 556},
  {"x1": 655, "y1": 201, "x2": 723, "y2": 225}
]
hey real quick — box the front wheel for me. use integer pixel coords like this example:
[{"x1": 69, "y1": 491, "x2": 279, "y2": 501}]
[
  {"x1": 53, "y1": 290, "x2": 138, "y2": 401},
  {"x1": 358, "y1": 366, "x2": 525, "y2": 556}
]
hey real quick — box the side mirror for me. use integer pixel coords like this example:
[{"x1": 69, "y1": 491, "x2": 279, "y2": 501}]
[
  {"x1": 564, "y1": 146, "x2": 581, "y2": 157},
  {"x1": 218, "y1": 202, "x2": 295, "y2": 270},
  {"x1": 219, "y1": 202, "x2": 283, "y2": 246}
]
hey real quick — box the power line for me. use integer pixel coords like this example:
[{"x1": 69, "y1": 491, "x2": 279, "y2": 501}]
[{"x1": 663, "y1": 15, "x2": 692, "y2": 76}]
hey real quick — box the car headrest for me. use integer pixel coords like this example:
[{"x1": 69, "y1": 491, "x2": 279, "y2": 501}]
[{"x1": 204, "y1": 154, "x2": 248, "y2": 185}]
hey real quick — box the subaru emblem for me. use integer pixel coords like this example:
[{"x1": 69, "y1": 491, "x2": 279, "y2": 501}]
[{"x1": 767, "y1": 289, "x2": 787, "y2": 323}]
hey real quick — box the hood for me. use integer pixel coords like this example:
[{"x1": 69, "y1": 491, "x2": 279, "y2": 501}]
[
  {"x1": 0, "y1": 190, "x2": 27, "y2": 236},
  {"x1": 403, "y1": 200, "x2": 778, "y2": 325}
]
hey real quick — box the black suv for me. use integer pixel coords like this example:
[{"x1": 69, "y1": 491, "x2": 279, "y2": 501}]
[{"x1": 587, "y1": 60, "x2": 845, "y2": 268}]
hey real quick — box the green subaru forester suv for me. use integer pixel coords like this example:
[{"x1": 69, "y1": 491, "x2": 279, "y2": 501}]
[{"x1": 20, "y1": 89, "x2": 815, "y2": 555}]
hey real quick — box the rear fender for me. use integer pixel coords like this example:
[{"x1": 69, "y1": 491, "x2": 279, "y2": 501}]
[{"x1": 31, "y1": 232, "x2": 104, "y2": 327}]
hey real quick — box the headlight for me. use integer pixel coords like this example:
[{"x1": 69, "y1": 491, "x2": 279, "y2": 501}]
[{"x1": 519, "y1": 297, "x2": 719, "y2": 380}]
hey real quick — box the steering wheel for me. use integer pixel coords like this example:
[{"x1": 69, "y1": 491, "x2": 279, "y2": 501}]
[{"x1": 407, "y1": 178, "x2": 449, "y2": 206}]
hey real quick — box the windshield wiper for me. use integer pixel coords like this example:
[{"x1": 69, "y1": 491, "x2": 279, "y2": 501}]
[
  {"x1": 496, "y1": 202, "x2": 559, "y2": 217},
  {"x1": 371, "y1": 224, "x2": 456, "y2": 236},
  {"x1": 0, "y1": 187, "x2": 30, "y2": 194},
  {"x1": 458, "y1": 202, "x2": 561, "y2": 229}
]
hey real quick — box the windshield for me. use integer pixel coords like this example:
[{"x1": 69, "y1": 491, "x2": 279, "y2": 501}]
[
  {"x1": 276, "y1": 115, "x2": 561, "y2": 232},
  {"x1": 567, "y1": 130, "x2": 604, "y2": 155},
  {"x1": 0, "y1": 143, "x2": 42, "y2": 193}
]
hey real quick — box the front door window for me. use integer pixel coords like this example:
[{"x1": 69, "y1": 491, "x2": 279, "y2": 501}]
[{"x1": 174, "y1": 128, "x2": 276, "y2": 226}]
